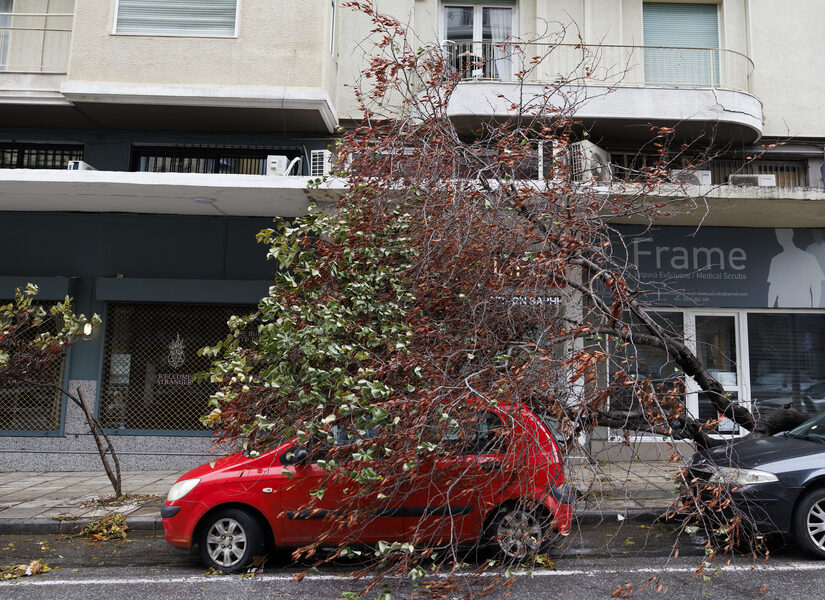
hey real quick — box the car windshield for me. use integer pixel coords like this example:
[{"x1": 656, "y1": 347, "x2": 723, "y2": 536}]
[{"x1": 788, "y1": 411, "x2": 825, "y2": 439}]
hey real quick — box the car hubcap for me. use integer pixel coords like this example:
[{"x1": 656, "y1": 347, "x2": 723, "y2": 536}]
[
  {"x1": 206, "y1": 518, "x2": 248, "y2": 568},
  {"x1": 496, "y1": 510, "x2": 543, "y2": 558},
  {"x1": 807, "y1": 499, "x2": 825, "y2": 550}
]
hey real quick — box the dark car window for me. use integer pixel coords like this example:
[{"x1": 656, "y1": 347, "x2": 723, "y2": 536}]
[{"x1": 443, "y1": 411, "x2": 507, "y2": 455}]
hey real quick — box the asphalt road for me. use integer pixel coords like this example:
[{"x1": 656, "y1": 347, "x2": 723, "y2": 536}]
[{"x1": 0, "y1": 523, "x2": 823, "y2": 599}]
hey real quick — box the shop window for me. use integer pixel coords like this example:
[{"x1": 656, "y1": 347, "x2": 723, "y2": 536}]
[
  {"x1": 115, "y1": 0, "x2": 237, "y2": 37},
  {"x1": 99, "y1": 302, "x2": 255, "y2": 432},
  {"x1": 610, "y1": 312, "x2": 685, "y2": 420},
  {"x1": 0, "y1": 301, "x2": 66, "y2": 433},
  {"x1": 748, "y1": 313, "x2": 825, "y2": 419}
]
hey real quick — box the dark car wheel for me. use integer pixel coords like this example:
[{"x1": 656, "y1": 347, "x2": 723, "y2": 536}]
[
  {"x1": 792, "y1": 487, "x2": 825, "y2": 559},
  {"x1": 199, "y1": 508, "x2": 264, "y2": 572},
  {"x1": 486, "y1": 505, "x2": 547, "y2": 560}
]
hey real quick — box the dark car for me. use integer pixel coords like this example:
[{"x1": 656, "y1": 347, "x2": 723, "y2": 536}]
[{"x1": 687, "y1": 412, "x2": 825, "y2": 558}]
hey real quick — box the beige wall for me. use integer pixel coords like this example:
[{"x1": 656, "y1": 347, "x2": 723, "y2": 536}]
[
  {"x1": 749, "y1": 0, "x2": 825, "y2": 138},
  {"x1": 67, "y1": 0, "x2": 336, "y2": 96}
]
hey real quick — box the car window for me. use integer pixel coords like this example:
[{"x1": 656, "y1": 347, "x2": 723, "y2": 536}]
[
  {"x1": 443, "y1": 411, "x2": 507, "y2": 455},
  {"x1": 790, "y1": 411, "x2": 825, "y2": 439}
]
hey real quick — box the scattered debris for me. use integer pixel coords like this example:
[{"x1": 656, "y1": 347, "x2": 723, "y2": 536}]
[
  {"x1": 81, "y1": 493, "x2": 163, "y2": 508},
  {"x1": 50, "y1": 514, "x2": 81, "y2": 521},
  {"x1": 242, "y1": 555, "x2": 267, "y2": 579},
  {"x1": 1, "y1": 560, "x2": 52, "y2": 580},
  {"x1": 204, "y1": 567, "x2": 230, "y2": 576},
  {"x1": 81, "y1": 514, "x2": 128, "y2": 541}
]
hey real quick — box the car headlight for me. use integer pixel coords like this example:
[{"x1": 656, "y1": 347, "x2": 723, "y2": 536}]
[
  {"x1": 708, "y1": 467, "x2": 778, "y2": 486},
  {"x1": 166, "y1": 478, "x2": 200, "y2": 502}
]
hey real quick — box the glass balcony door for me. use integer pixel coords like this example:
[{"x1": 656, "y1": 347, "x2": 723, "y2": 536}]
[{"x1": 444, "y1": 5, "x2": 513, "y2": 80}]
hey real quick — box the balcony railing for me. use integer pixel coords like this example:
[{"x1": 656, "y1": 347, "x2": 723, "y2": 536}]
[
  {"x1": 442, "y1": 42, "x2": 754, "y2": 94},
  {"x1": 0, "y1": 11, "x2": 73, "y2": 73}
]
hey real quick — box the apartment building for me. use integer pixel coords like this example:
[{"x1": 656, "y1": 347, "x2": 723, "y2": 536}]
[{"x1": 0, "y1": 0, "x2": 823, "y2": 469}]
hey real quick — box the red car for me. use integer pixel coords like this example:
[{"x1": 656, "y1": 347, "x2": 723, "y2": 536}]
[{"x1": 162, "y1": 403, "x2": 573, "y2": 572}]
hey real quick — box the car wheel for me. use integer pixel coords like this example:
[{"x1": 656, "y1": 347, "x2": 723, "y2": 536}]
[
  {"x1": 792, "y1": 487, "x2": 825, "y2": 559},
  {"x1": 487, "y1": 505, "x2": 546, "y2": 560},
  {"x1": 199, "y1": 508, "x2": 264, "y2": 572}
]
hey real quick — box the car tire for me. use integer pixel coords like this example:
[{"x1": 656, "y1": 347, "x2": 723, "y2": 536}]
[
  {"x1": 792, "y1": 487, "x2": 825, "y2": 559},
  {"x1": 485, "y1": 504, "x2": 547, "y2": 560},
  {"x1": 199, "y1": 508, "x2": 265, "y2": 572}
]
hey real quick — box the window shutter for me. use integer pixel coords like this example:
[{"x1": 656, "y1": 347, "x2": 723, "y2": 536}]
[
  {"x1": 116, "y1": 0, "x2": 238, "y2": 36},
  {"x1": 643, "y1": 2, "x2": 719, "y2": 49}
]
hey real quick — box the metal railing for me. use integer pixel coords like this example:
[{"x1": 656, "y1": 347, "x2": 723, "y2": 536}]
[
  {"x1": 0, "y1": 11, "x2": 73, "y2": 73},
  {"x1": 442, "y1": 41, "x2": 754, "y2": 94}
]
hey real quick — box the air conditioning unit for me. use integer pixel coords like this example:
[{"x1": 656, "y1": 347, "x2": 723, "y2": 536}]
[
  {"x1": 265, "y1": 154, "x2": 301, "y2": 176},
  {"x1": 728, "y1": 173, "x2": 777, "y2": 187},
  {"x1": 671, "y1": 169, "x2": 712, "y2": 186},
  {"x1": 310, "y1": 149, "x2": 333, "y2": 177},
  {"x1": 67, "y1": 160, "x2": 96, "y2": 171},
  {"x1": 570, "y1": 140, "x2": 611, "y2": 182}
]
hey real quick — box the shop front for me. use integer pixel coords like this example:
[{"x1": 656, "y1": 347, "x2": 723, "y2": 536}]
[{"x1": 617, "y1": 225, "x2": 825, "y2": 437}]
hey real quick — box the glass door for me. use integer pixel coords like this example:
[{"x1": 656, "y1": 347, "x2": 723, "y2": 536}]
[
  {"x1": 444, "y1": 5, "x2": 513, "y2": 79},
  {"x1": 690, "y1": 313, "x2": 744, "y2": 435}
]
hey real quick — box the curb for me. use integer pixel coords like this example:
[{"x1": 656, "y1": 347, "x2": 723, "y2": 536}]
[
  {"x1": 0, "y1": 515, "x2": 163, "y2": 535},
  {"x1": 1, "y1": 507, "x2": 672, "y2": 536},
  {"x1": 575, "y1": 508, "x2": 668, "y2": 525}
]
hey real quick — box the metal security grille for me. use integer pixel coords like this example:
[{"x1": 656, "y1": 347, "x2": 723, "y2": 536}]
[
  {"x1": 0, "y1": 142, "x2": 84, "y2": 169},
  {"x1": 100, "y1": 302, "x2": 256, "y2": 432},
  {"x1": 0, "y1": 303, "x2": 66, "y2": 433},
  {"x1": 131, "y1": 146, "x2": 301, "y2": 175},
  {"x1": 611, "y1": 153, "x2": 808, "y2": 187}
]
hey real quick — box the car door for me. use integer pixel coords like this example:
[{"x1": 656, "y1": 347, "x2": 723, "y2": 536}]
[
  {"x1": 276, "y1": 442, "x2": 407, "y2": 546},
  {"x1": 402, "y1": 410, "x2": 510, "y2": 545}
]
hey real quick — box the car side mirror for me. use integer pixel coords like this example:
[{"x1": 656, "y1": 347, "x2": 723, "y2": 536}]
[{"x1": 292, "y1": 447, "x2": 309, "y2": 465}]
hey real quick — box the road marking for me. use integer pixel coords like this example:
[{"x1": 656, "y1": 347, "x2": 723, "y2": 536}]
[{"x1": 2, "y1": 562, "x2": 825, "y2": 586}]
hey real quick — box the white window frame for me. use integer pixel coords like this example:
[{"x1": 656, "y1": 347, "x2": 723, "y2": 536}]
[
  {"x1": 329, "y1": 0, "x2": 336, "y2": 56},
  {"x1": 439, "y1": 3, "x2": 518, "y2": 44},
  {"x1": 111, "y1": 0, "x2": 240, "y2": 38}
]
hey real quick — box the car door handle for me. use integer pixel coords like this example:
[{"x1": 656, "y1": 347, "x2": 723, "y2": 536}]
[
  {"x1": 262, "y1": 487, "x2": 273, "y2": 494},
  {"x1": 480, "y1": 461, "x2": 503, "y2": 471}
]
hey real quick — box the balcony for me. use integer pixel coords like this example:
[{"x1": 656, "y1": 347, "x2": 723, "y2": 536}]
[
  {"x1": 0, "y1": 9, "x2": 73, "y2": 106},
  {"x1": 444, "y1": 42, "x2": 762, "y2": 143}
]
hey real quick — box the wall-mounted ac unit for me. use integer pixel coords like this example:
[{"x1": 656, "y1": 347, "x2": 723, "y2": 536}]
[
  {"x1": 671, "y1": 169, "x2": 712, "y2": 186},
  {"x1": 266, "y1": 154, "x2": 301, "y2": 176},
  {"x1": 570, "y1": 140, "x2": 611, "y2": 182},
  {"x1": 67, "y1": 160, "x2": 96, "y2": 171},
  {"x1": 728, "y1": 173, "x2": 777, "y2": 187},
  {"x1": 310, "y1": 149, "x2": 333, "y2": 177}
]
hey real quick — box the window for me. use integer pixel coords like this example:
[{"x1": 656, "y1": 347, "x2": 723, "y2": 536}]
[
  {"x1": 115, "y1": 0, "x2": 238, "y2": 37},
  {"x1": 0, "y1": 142, "x2": 84, "y2": 169},
  {"x1": 443, "y1": 3, "x2": 515, "y2": 80},
  {"x1": 99, "y1": 302, "x2": 255, "y2": 432},
  {"x1": 329, "y1": 0, "x2": 335, "y2": 55},
  {"x1": 748, "y1": 314, "x2": 825, "y2": 419},
  {"x1": 0, "y1": 0, "x2": 11, "y2": 71},
  {"x1": 131, "y1": 146, "x2": 301, "y2": 175},
  {"x1": 643, "y1": 2, "x2": 720, "y2": 86},
  {"x1": 0, "y1": 300, "x2": 66, "y2": 434}
]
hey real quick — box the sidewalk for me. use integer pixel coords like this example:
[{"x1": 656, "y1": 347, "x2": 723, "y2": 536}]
[{"x1": 0, "y1": 462, "x2": 682, "y2": 535}]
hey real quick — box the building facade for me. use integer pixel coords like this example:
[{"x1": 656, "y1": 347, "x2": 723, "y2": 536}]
[{"x1": 1, "y1": 0, "x2": 824, "y2": 469}]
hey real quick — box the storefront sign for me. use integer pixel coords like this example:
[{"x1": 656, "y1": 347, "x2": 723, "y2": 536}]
[{"x1": 616, "y1": 226, "x2": 825, "y2": 308}]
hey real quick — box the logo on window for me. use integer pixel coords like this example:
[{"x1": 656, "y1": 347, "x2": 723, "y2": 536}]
[{"x1": 168, "y1": 333, "x2": 186, "y2": 369}]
